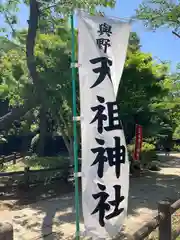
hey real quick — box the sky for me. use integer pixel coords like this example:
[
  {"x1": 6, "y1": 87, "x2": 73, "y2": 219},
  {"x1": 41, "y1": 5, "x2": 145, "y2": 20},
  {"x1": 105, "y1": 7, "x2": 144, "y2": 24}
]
[{"x1": 3, "y1": 0, "x2": 180, "y2": 72}]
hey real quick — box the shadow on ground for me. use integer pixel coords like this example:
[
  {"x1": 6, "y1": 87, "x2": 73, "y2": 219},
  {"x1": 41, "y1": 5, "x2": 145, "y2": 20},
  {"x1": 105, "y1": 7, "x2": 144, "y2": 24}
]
[
  {"x1": 1, "y1": 153, "x2": 180, "y2": 239},
  {"x1": 11, "y1": 169, "x2": 180, "y2": 239},
  {"x1": 128, "y1": 170, "x2": 180, "y2": 215},
  {"x1": 158, "y1": 153, "x2": 180, "y2": 168},
  {"x1": 0, "y1": 180, "x2": 74, "y2": 206}
]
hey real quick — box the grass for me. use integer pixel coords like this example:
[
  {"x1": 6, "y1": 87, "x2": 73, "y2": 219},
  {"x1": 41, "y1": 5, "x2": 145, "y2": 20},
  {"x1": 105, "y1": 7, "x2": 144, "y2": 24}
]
[
  {"x1": 2, "y1": 164, "x2": 22, "y2": 172},
  {"x1": 0, "y1": 155, "x2": 71, "y2": 186},
  {"x1": 25, "y1": 155, "x2": 69, "y2": 169},
  {"x1": 1, "y1": 155, "x2": 69, "y2": 172}
]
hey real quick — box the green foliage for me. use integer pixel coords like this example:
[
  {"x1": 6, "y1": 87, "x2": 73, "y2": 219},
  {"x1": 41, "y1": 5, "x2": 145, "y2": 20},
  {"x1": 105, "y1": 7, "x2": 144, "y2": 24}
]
[
  {"x1": 0, "y1": 47, "x2": 29, "y2": 106},
  {"x1": 2, "y1": 164, "x2": 20, "y2": 172},
  {"x1": 0, "y1": 36, "x2": 21, "y2": 56},
  {"x1": 1, "y1": 25, "x2": 179, "y2": 155},
  {"x1": 127, "y1": 144, "x2": 134, "y2": 164},
  {"x1": 0, "y1": 28, "x2": 73, "y2": 140},
  {"x1": 141, "y1": 142, "x2": 156, "y2": 152},
  {"x1": 3, "y1": 155, "x2": 69, "y2": 186},
  {"x1": 128, "y1": 141, "x2": 159, "y2": 172},
  {"x1": 0, "y1": 0, "x2": 20, "y2": 36},
  {"x1": 127, "y1": 142, "x2": 157, "y2": 162},
  {"x1": 173, "y1": 144, "x2": 180, "y2": 152},
  {"x1": 24, "y1": 155, "x2": 68, "y2": 169},
  {"x1": 118, "y1": 48, "x2": 170, "y2": 139},
  {"x1": 150, "y1": 67, "x2": 180, "y2": 144},
  {"x1": 4, "y1": 155, "x2": 68, "y2": 174},
  {"x1": 141, "y1": 142, "x2": 158, "y2": 165},
  {"x1": 136, "y1": 0, "x2": 180, "y2": 34},
  {"x1": 173, "y1": 125, "x2": 180, "y2": 139},
  {"x1": 0, "y1": 0, "x2": 116, "y2": 36},
  {"x1": 0, "y1": 0, "x2": 179, "y2": 159}
]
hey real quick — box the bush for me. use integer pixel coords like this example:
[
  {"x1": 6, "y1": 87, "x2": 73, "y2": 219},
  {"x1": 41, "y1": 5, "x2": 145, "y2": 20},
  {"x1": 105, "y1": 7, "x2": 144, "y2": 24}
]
[
  {"x1": 2, "y1": 155, "x2": 70, "y2": 186},
  {"x1": 127, "y1": 144, "x2": 134, "y2": 163},
  {"x1": 24, "y1": 155, "x2": 70, "y2": 182},
  {"x1": 173, "y1": 144, "x2": 180, "y2": 152},
  {"x1": 127, "y1": 144, "x2": 141, "y2": 174},
  {"x1": 140, "y1": 142, "x2": 158, "y2": 165},
  {"x1": 127, "y1": 142, "x2": 158, "y2": 171},
  {"x1": 127, "y1": 142, "x2": 156, "y2": 161},
  {"x1": 24, "y1": 155, "x2": 68, "y2": 169},
  {"x1": 141, "y1": 142, "x2": 155, "y2": 152}
]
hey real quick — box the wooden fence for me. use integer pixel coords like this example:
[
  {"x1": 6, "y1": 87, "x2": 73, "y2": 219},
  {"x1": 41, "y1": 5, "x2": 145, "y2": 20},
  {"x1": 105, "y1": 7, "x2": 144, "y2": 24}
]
[
  {"x1": 0, "y1": 165, "x2": 72, "y2": 189},
  {"x1": 0, "y1": 222, "x2": 13, "y2": 240},
  {"x1": 0, "y1": 161, "x2": 82, "y2": 189},
  {"x1": 132, "y1": 200, "x2": 180, "y2": 240},
  {"x1": 0, "y1": 152, "x2": 21, "y2": 166}
]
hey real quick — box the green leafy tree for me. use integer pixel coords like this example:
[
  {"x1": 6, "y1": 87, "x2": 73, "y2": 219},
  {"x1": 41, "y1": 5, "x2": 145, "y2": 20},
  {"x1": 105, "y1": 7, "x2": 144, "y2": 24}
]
[
  {"x1": 1, "y1": 0, "x2": 179, "y2": 159},
  {"x1": 118, "y1": 33, "x2": 180, "y2": 145},
  {"x1": 118, "y1": 50, "x2": 168, "y2": 141},
  {"x1": 0, "y1": 0, "x2": 116, "y2": 156},
  {"x1": 1, "y1": 25, "x2": 179, "y2": 156},
  {"x1": 0, "y1": 28, "x2": 75, "y2": 156},
  {"x1": 0, "y1": 0, "x2": 116, "y2": 130},
  {"x1": 156, "y1": 68, "x2": 180, "y2": 142},
  {"x1": 136, "y1": 0, "x2": 180, "y2": 38}
]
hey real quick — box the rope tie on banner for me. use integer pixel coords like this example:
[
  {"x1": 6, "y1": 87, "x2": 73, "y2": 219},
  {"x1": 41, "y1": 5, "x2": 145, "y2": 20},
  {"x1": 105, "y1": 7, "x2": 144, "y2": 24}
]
[
  {"x1": 73, "y1": 116, "x2": 81, "y2": 121},
  {"x1": 70, "y1": 62, "x2": 82, "y2": 68}
]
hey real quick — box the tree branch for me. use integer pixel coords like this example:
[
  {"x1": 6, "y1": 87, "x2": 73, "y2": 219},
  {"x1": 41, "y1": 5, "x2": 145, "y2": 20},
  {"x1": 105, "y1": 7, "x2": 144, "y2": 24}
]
[
  {"x1": 172, "y1": 31, "x2": 180, "y2": 39},
  {"x1": 4, "y1": 12, "x2": 16, "y2": 36},
  {"x1": 0, "y1": 98, "x2": 37, "y2": 130},
  {"x1": 41, "y1": 3, "x2": 59, "y2": 11},
  {"x1": 40, "y1": 0, "x2": 71, "y2": 12}
]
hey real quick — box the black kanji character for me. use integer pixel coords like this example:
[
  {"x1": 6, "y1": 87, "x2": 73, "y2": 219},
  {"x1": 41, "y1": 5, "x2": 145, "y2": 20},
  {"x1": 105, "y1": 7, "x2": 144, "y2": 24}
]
[
  {"x1": 90, "y1": 96, "x2": 107, "y2": 134},
  {"x1": 90, "y1": 57, "x2": 112, "y2": 88},
  {"x1": 91, "y1": 136, "x2": 125, "y2": 178},
  {"x1": 105, "y1": 185, "x2": 125, "y2": 220},
  {"x1": 91, "y1": 183, "x2": 110, "y2": 227},
  {"x1": 91, "y1": 138, "x2": 107, "y2": 178},
  {"x1": 90, "y1": 96, "x2": 122, "y2": 134},
  {"x1": 98, "y1": 23, "x2": 112, "y2": 37},
  {"x1": 106, "y1": 136, "x2": 126, "y2": 178},
  {"x1": 96, "y1": 38, "x2": 111, "y2": 53},
  {"x1": 104, "y1": 101, "x2": 122, "y2": 132},
  {"x1": 91, "y1": 183, "x2": 124, "y2": 227}
]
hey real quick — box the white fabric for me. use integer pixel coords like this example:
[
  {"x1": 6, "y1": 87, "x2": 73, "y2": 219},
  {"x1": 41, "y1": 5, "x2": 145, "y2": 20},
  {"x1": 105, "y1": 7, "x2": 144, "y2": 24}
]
[{"x1": 77, "y1": 11, "x2": 131, "y2": 239}]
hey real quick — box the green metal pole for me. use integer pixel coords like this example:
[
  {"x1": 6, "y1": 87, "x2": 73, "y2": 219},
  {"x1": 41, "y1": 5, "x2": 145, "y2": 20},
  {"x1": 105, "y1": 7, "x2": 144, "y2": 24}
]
[{"x1": 70, "y1": 13, "x2": 80, "y2": 240}]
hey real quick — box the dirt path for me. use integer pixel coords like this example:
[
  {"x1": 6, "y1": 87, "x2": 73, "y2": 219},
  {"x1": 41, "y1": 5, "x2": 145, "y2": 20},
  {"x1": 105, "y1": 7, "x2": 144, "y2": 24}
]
[
  {"x1": 0, "y1": 153, "x2": 180, "y2": 239},
  {"x1": 123, "y1": 153, "x2": 180, "y2": 235}
]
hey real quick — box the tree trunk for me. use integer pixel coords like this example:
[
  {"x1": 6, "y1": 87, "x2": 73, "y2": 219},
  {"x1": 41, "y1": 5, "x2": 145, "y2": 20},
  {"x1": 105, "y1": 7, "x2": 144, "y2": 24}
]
[
  {"x1": 57, "y1": 124, "x2": 74, "y2": 163},
  {"x1": 38, "y1": 106, "x2": 47, "y2": 157},
  {"x1": 26, "y1": 0, "x2": 39, "y2": 88},
  {"x1": 69, "y1": 137, "x2": 74, "y2": 164},
  {"x1": 21, "y1": 134, "x2": 28, "y2": 156},
  {"x1": 26, "y1": 0, "x2": 47, "y2": 101}
]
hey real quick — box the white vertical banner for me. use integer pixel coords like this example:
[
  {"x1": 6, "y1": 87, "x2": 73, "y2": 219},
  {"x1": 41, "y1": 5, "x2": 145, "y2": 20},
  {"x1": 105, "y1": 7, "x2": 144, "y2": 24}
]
[{"x1": 78, "y1": 11, "x2": 131, "y2": 239}]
